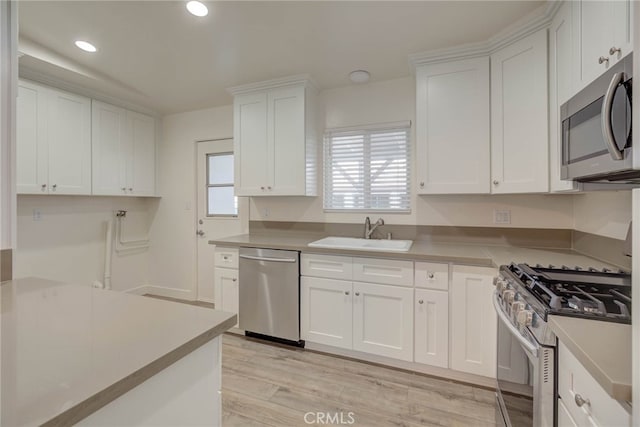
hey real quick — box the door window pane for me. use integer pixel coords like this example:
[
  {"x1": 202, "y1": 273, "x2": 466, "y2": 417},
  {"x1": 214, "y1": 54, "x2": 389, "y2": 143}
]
[
  {"x1": 208, "y1": 187, "x2": 237, "y2": 216},
  {"x1": 208, "y1": 154, "x2": 234, "y2": 184}
]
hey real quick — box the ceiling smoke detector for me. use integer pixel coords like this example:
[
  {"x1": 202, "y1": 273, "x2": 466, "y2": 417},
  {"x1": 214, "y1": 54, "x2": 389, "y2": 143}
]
[{"x1": 349, "y1": 70, "x2": 370, "y2": 84}]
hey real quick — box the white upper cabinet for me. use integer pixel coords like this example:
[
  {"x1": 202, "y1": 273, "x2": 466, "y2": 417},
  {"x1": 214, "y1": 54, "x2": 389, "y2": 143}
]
[
  {"x1": 490, "y1": 29, "x2": 549, "y2": 194},
  {"x1": 549, "y1": 3, "x2": 580, "y2": 193},
  {"x1": 230, "y1": 76, "x2": 318, "y2": 197},
  {"x1": 415, "y1": 58, "x2": 490, "y2": 194},
  {"x1": 92, "y1": 100, "x2": 156, "y2": 196},
  {"x1": 17, "y1": 80, "x2": 91, "y2": 195},
  {"x1": 573, "y1": 0, "x2": 633, "y2": 91}
]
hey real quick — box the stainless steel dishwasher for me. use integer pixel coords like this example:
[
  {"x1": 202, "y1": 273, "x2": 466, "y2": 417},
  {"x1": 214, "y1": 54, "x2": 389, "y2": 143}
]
[{"x1": 238, "y1": 247, "x2": 301, "y2": 344}]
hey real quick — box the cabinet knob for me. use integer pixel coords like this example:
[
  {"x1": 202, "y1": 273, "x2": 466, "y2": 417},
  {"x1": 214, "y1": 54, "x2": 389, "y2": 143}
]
[
  {"x1": 261, "y1": 186, "x2": 265, "y2": 190},
  {"x1": 122, "y1": 187, "x2": 127, "y2": 191},
  {"x1": 129, "y1": 188, "x2": 133, "y2": 192},
  {"x1": 609, "y1": 46, "x2": 621, "y2": 56},
  {"x1": 267, "y1": 186, "x2": 272, "y2": 190},
  {"x1": 51, "y1": 184, "x2": 57, "y2": 191},
  {"x1": 493, "y1": 180, "x2": 499, "y2": 185},
  {"x1": 574, "y1": 394, "x2": 590, "y2": 408},
  {"x1": 41, "y1": 184, "x2": 47, "y2": 190},
  {"x1": 418, "y1": 299, "x2": 424, "y2": 304},
  {"x1": 345, "y1": 291, "x2": 350, "y2": 295},
  {"x1": 598, "y1": 56, "x2": 609, "y2": 65},
  {"x1": 355, "y1": 292, "x2": 360, "y2": 296},
  {"x1": 428, "y1": 273, "x2": 435, "y2": 279},
  {"x1": 232, "y1": 278, "x2": 237, "y2": 282},
  {"x1": 419, "y1": 182, "x2": 424, "y2": 188}
]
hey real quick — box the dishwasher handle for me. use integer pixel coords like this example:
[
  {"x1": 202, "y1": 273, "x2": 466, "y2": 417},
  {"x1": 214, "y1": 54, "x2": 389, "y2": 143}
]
[{"x1": 239, "y1": 254, "x2": 297, "y2": 263}]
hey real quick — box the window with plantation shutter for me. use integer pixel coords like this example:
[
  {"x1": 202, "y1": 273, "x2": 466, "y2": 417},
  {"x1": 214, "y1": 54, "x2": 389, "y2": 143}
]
[{"x1": 324, "y1": 123, "x2": 411, "y2": 212}]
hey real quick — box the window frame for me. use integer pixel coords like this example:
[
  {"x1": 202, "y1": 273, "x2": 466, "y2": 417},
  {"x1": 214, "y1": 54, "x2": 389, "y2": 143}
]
[
  {"x1": 323, "y1": 122, "x2": 412, "y2": 213},
  {"x1": 206, "y1": 151, "x2": 238, "y2": 218}
]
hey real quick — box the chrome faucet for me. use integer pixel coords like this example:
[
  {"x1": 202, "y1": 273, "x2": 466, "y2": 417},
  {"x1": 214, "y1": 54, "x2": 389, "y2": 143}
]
[{"x1": 364, "y1": 217, "x2": 384, "y2": 239}]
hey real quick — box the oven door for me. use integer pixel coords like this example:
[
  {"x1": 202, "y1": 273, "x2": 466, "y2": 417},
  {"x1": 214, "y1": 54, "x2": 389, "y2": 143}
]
[{"x1": 494, "y1": 292, "x2": 554, "y2": 427}]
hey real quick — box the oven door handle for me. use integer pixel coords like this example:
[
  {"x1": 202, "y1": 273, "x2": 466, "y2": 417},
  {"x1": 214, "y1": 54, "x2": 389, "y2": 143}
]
[
  {"x1": 239, "y1": 254, "x2": 297, "y2": 263},
  {"x1": 493, "y1": 291, "x2": 539, "y2": 358},
  {"x1": 601, "y1": 71, "x2": 626, "y2": 160}
]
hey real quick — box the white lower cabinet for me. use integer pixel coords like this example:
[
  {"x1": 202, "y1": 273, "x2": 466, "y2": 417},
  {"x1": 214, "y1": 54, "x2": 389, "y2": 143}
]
[
  {"x1": 450, "y1": 265, "x2": 497, "y2": 378},
  {"x1": 213, "y1": 267, "x2": 239, "y2": 328},
  {"x1": 352, "y1": 282, "x2": 414, "y2": 361},
  {"x1": 557, "y1": 341, "x2": 630, "y2": 427},
  {"x1": 557, "y1": 397, "x2": 580, "y2": 427},
  {"x1": 300, "y1": 277, "x2": 352, "y2": 349},
  {"x1": 414, "y1": 288, "x2": 449, "y2": 368}
]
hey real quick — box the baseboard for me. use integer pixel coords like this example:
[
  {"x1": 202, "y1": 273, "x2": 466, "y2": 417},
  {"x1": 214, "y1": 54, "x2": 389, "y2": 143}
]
[
  {"x1": 305, "y1": 341, "x2": 496, "y2": 389},
  {"x1": 126, "y1": 285, "x2": 195, "y2": 300}
]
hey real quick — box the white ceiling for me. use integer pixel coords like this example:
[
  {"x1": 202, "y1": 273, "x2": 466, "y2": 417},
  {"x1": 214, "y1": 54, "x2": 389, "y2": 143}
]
[{"x1": 19, "y1": 1, "x2": 544, "y2": 115}]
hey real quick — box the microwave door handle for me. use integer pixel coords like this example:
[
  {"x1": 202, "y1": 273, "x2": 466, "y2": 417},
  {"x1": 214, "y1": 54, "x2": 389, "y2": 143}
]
[
  {"x1": 492, "y1": 291, "x2": 539, "y2": 358},
  {"x1": 601, "y1": 72, "x2": 625, "y2": 160}
]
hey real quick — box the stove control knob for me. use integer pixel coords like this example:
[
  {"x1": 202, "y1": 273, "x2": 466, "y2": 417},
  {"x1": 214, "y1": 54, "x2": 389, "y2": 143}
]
[
  {"x1": 511, "y1": 301, "x2": 525, "y2": 315},
  {"x1": 503, "y1": 290, "x2": 515, "y2": 304},
  {"x1": 517, "y1": 310, "x2": 534, "y2": 327}
]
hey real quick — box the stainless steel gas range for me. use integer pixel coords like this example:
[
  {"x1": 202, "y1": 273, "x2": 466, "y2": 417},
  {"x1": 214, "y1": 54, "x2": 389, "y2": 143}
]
[{"x1": 493, "y1": 263, "x2": 631, "y2": 427}]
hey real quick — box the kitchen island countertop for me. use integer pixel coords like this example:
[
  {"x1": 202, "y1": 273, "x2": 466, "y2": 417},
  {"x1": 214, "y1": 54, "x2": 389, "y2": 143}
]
[{"x1": 1, "y1": 277, "x2": 236, "y2": 426}]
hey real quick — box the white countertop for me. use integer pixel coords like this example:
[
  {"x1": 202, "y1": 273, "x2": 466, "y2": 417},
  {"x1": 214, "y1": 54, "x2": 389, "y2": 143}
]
[{"x1": 0, "y1": 278, "x2": 236, "y2": 426}]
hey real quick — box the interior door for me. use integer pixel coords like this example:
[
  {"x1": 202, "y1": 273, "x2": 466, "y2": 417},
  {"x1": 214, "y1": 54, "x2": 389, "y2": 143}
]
[{"x1": 196, "y1": 139, "x2": 248, "y2": 303}]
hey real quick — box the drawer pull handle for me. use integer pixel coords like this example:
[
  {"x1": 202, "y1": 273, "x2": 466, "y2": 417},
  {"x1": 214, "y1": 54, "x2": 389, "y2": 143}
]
[{"x1": 574, "y1": 394, "x2": 590, "y2": 408}]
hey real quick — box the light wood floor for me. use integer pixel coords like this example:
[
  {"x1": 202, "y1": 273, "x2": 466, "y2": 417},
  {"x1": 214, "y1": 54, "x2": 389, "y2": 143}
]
[{"x1": 221, "y1": 333, "x2": 499, "y2": 427}]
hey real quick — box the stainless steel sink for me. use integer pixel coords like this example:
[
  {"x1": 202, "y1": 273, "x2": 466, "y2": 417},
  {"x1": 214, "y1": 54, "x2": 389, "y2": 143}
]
[{"x1": 307, "y1": 236, "x2": 413, "y2": 252}]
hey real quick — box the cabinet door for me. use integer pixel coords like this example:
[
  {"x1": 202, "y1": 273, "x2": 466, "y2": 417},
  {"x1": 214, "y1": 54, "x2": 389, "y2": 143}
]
[
  {"x1": 575, "y1": 1, "x2": 613, "y2": 88},
  {"x1": 610, "y1": 0, "x2": 633, "y2": 65},
  {"x1": 549, "y1": 2, "x2": 580, "y2": 193},
  {"x1": 92, "y1": 101, "x2": 127, "y2": 196},
  {"x1": 450, "y1": 265, "x2": 497, "y2": 378},
  {"x1": 214, "y1": 268, "x2": 239, "y2": 328},
  {"x1": 414, "y1": 289, "x2": 448, "y2": 368},
  {"x1": 47, "y1": 89, "x2": 92, "y2": 195},
  {"x1": 491, "y1": 29, "x2": 549, "y2": 194},
  {"x1": 557, "y1": 398, "x2": 580, "y2": 427},
  {"x1": 300, "y1": 276, "x2": 352, "y2": 349},
  {"x1": 126, "y1": 111, "x2": 156, "y2": 196},
  {"x1": 233, "y1": 92, "x2": 268, "y2": 196},
  {"x1": 16, "y1": 81, "x2": 48, "y2": 194},
  {"x1": 267, "y1": 85, "x2": 306, "y2": 195},
  {"x1": 352, "y1": 282, "x2": 413, "y2": 361},
  {"x1": 415, "y1": 58, "x2": 490, "y2": 194}
]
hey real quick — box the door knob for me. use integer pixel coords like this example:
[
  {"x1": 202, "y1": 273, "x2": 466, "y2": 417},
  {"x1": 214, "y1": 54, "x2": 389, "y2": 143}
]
[{"x1": 196, "y1": 230, "x2": 205, "y2": 236}]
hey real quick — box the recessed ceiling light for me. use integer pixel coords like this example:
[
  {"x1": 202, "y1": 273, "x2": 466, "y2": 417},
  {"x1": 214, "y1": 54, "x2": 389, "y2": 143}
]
[
  {"x1": 349, "y1": 70, "x2": 370, "y2": 84},
  {"x1": 74, "y1": 40, "x2": 97, "y2": 53},
  {"x1": 186, "y1": 1, "x2": 208, "y2": 17}
]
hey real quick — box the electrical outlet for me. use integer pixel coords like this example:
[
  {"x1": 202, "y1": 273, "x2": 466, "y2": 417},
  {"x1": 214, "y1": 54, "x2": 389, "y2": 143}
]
[
  {"x1": 494, "y1": 209, "x2": 511, "y2": 225},
  {"x1": 262, "y1": 207, "x2": 270, "y2": 218},
  {"x1": 32, "y1": 209, "x2": 42, "y2": 221}
]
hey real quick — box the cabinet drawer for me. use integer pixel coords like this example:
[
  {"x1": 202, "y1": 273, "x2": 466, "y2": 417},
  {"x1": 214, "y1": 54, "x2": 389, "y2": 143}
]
[
  {"x1": 214, "y1": 247, "x2": 239, "y2": 269},
  {"x1": 353, "y1": 257, "x2": 413, "y2": 286},
  {"x1": 301, "y1": 254, "x2": 352, "y2": 280},
  {"x1": 557, "y1": 342, "x2": 630, "y2": 427},
  {"x1": 415, "y1": 262, "x2": 449, "y2": 290}
]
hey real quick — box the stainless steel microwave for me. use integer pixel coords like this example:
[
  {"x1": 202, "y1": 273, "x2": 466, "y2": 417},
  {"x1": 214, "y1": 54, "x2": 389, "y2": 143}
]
[{"x1": 561, "y1": 54, "x2": 635, "y2": 183}]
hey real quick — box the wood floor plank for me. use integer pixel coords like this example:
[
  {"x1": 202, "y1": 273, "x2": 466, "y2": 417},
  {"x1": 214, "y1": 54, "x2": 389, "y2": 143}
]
[{"x1": 221, "y1": 334, "x2": 499, "y2": 427}]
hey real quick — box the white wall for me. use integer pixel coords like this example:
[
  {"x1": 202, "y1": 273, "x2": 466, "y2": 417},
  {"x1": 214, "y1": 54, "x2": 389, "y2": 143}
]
[
  {"x1": 148, "y1": 105, "x2": 234, "y2": 299},
  {"x1": 573, "y1": 191, "x2": 632, "y2": 240},
  {"x1": 250, "y1": 77, "x2": 575, "y2": 229},
  {"x1": 15, "y1": 195, "x2": 153, "y2": 291}
]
